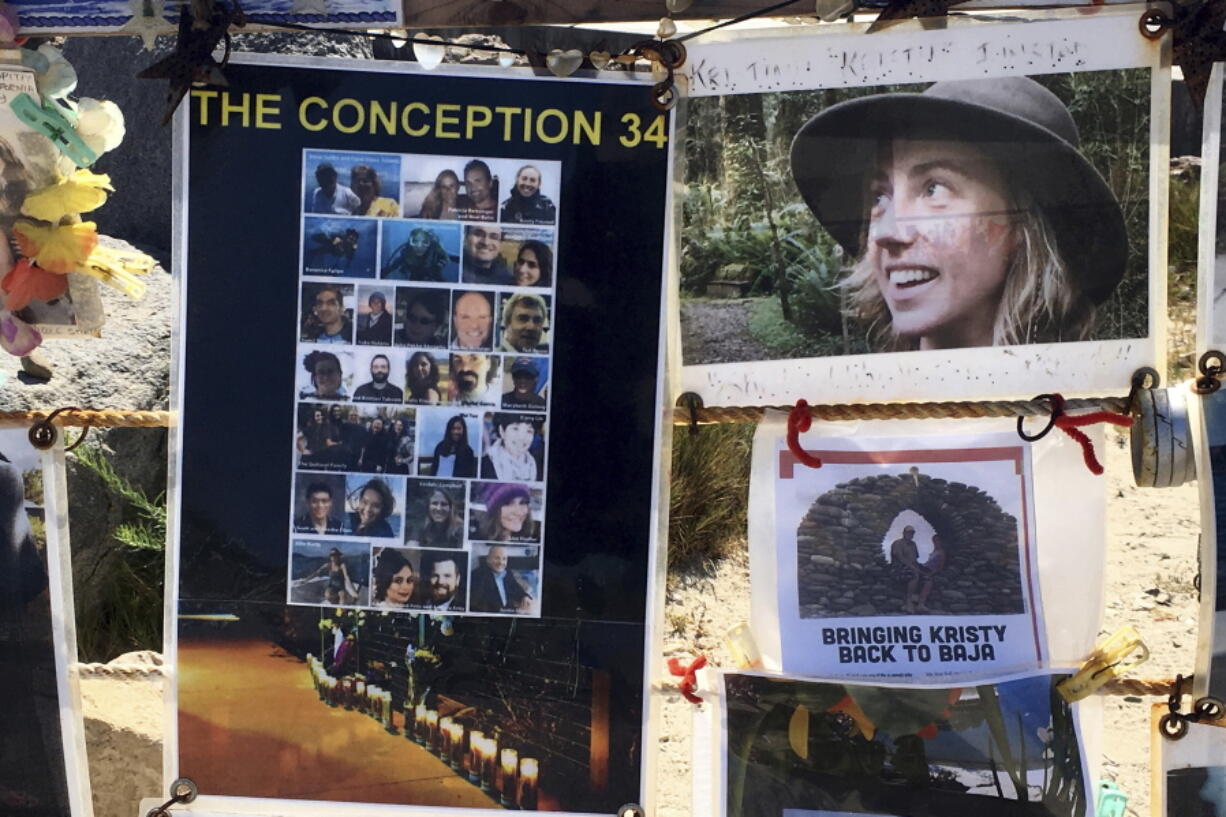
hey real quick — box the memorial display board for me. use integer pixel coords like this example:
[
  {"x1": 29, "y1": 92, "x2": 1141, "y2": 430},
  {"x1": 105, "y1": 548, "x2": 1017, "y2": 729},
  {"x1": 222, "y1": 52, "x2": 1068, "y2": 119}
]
[{"x1": 169, "y1": 55, "x2": 672, "y2": 815}]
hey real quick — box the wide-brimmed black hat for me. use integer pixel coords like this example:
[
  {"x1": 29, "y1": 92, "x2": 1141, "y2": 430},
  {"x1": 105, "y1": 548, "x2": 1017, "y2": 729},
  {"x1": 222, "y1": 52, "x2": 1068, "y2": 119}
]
[{"x1": 790, "y1": 77, "x2": 1127, "y2": 305}]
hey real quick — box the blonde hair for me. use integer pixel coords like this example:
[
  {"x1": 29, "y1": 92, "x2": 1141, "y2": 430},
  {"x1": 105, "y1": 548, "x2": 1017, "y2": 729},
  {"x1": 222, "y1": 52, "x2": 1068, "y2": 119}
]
[{"x1": 840, "y1": 189, "x2": 1095, "y2": 351}]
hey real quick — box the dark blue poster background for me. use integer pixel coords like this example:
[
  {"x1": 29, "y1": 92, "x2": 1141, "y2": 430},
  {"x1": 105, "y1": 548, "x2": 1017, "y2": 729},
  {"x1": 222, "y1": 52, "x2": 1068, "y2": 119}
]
[{"x1": 174, "y1": 58, "x2": 670, "y2": 813}]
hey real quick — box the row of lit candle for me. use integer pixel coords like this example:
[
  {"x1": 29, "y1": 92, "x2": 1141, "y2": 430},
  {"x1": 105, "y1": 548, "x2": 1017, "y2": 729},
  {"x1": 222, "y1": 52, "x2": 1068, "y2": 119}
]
[
  {"x1": 308, "y1": 658, "x2": 540, "y2": 809},
  {"x1": 410, "y1": 704, "x2": 539, "y2": 809}
]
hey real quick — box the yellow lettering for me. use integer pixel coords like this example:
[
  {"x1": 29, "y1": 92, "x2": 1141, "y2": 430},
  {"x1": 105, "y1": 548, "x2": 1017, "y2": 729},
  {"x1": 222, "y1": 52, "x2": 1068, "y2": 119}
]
[
  {"x1": 219, "y1": 92, "x2": 250, "y2": 127},
  {"x1": 435, "y1": 103, "x2": 461, "y2": 138},
  {"x1": 191, "y1": 89, "x2": 219, "y2": 125},
  {"x1": 495, "y1": 106, "x2": 521, "y2": 141},
  {"x1": 401, "y1": 102, "x2": 430, "y2": 136},
  {"x1": 536, "y1": 109, "x2": 568, "y2": 144},
  {"x1": 332, "y1": 99, "x2": 364, "y2": 134},
  {"x1": 466, "y1": 105, "x2": 493, "y2": 140},
  {"x1": 574, "y1": 110, "x2": 600, "y2": 145},
  {"x1": 254, "y1": 94, "x2": 281, "y2": 129},
  {"x1": 299, "y1": 97, "x2": 328, "y2": 131},
  {"x1": 369, "y1": 100, "x2": 396, "y2": 135},
  {"x1": 523, "y1": 107, "x2": 532, "y2": 142}
]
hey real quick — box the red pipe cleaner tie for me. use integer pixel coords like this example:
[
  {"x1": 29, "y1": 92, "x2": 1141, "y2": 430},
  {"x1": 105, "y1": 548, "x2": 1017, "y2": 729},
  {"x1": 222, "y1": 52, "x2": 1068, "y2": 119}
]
[
  {"x1": 668, "y1": 655, "x2": 708, "y2": 704},
  {"x1": 1048, "y1": 393, "x2": 1133, "y2": 475},
  {"x1": 787, "y1": 400, "x2": 823, "y2": 470}
]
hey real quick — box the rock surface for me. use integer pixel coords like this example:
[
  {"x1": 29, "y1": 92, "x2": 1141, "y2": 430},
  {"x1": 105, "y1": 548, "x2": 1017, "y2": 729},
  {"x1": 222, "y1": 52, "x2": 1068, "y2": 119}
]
[
  {"x1": 796, "y1": 472, "x2": 1024, "y2": 617},
  {"x1": 78, "y1": 656, "x2": 164, "y2": 817}
]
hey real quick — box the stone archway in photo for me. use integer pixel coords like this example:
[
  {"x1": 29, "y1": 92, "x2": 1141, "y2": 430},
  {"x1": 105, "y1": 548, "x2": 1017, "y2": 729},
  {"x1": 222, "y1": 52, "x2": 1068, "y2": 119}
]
[{"x1": 795, "y1": 472, "x2": 1025, "y2": 618}]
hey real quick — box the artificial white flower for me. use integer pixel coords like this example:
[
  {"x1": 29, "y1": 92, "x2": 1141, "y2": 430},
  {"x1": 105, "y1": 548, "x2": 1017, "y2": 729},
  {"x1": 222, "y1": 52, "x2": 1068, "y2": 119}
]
[
  {"x1": 76, "y1": 98, "x2": 125, "y2": 157},
  {"x1": 28, "y1": 44, "x2": 77, "y2": 101}
]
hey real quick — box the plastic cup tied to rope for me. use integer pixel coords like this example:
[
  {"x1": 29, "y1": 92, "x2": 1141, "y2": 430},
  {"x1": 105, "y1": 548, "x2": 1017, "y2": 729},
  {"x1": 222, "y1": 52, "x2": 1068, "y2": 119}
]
[
  {"x1": 1016, "y1": 393, "x2": 1132, "y2": 475},
  {"x1": 667, "y1": 655, "x2": 707, "y2": 704},
  {"x1": 787, "y1": 399, "x2": 823, "y2": 470}
]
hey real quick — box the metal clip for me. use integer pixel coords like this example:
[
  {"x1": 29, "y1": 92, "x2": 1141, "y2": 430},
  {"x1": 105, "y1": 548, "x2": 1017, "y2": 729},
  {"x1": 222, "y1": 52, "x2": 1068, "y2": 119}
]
[
  {"x1": 11, "y1": 94, "x2": 97, "y2": 168},
  {"x1": 1056, "y1": 626, "x2": 1149, "y2": 702}
]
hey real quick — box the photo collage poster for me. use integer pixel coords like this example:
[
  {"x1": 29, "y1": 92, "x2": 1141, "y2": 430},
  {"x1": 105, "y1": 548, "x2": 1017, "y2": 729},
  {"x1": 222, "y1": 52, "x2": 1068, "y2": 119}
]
[
  {"x1": 0, "y1": 428, "x2": 90, "y2": 817},
  {"x1": 173, "y1": 56, "x2": 671, "y2": 815},
  {"x1": 764, "y1": 430, "x2": 1044, "y2": 681},
  {"x1": 677, "y1": 10, "x2": 1168, "y2": 406},
  {"x1": 717, "y1": 670, "x2": 1091, "y2": 817},
  {"x1": 293, "y1": 147, "x2": 558, "y2": 617}
]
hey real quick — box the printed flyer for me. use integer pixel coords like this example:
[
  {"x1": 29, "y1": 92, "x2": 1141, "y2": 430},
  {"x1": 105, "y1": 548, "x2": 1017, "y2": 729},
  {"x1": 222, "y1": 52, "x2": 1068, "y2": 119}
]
[
  {"x1": 719, "y1": 670, "x2": 1090, "y2": 817},
  {"x1": 171, "y1": 57, "x2": 671, "y2": 814},
  {"x1": 767, "y1": 432, "x2": 1045, "y2": 680},
  {"x1": 0, "y1": 429, "x2": 89, "y2": 817}
]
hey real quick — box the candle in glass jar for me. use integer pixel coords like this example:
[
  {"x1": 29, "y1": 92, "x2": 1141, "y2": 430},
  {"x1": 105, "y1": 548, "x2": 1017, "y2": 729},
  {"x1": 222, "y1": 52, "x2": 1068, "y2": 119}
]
[
  {"x1": 481, "y1": 737, "x2": 497, "y2": 791},
  {"x1": 426, "y1": 710, "x2": 439, "y2": 750},
  {"x1": 414, "y1": 704, "x2": 427, "y2": 742},
  {"x1": 518, "y1": 758, "x2": 539, "y2": 810},
  {"x1": 449, "y1": 722, "x2": 465, "y2": 769},
  {"x1": 440, "y1": 716, "x2": 453, "y2": 756},
  {"x1": 467, "y1": 731, "x2": 485, "y2": 783},
  {"x1": 500, "y1": 748, "x2": 519, "y2": 806}
]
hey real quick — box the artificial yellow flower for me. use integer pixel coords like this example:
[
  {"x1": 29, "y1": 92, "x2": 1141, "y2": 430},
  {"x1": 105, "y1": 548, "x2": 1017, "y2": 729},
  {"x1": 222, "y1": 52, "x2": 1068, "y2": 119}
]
[
  {"x1": 13, "y1": 220, "x2": 99, "y2": 274},
  {"x1": 20, "y1": 169, "x2": 114, "y2": 222},
  {"x1": 78, "y1": 243, "x2": 154, "y2": 299}
]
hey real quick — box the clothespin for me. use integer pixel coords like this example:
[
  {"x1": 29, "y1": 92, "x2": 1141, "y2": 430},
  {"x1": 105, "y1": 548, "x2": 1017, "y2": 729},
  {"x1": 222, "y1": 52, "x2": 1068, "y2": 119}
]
[
  {"x1": 1056, "y1": 625, "x2": 1148, "y2": 703},
  {"x1": 724, "y1": 622, "x2": 763, "y2": 670},
  {"x1": 1095, "y1": 781, "x2": 1128, "y2": 817},
  {"x1": 10, "y1": 94, "x2": 96, "y2": 168}
]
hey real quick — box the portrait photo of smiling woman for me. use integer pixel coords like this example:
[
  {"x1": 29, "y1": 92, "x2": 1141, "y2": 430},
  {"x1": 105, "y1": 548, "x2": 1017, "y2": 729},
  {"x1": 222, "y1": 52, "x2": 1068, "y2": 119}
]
[
  {"x1": 678, "y1": 63, "x2": 1154, "y2": 377},
  {"x1": 790, "y1": 75, "x2": 1127, "y2": 352}
]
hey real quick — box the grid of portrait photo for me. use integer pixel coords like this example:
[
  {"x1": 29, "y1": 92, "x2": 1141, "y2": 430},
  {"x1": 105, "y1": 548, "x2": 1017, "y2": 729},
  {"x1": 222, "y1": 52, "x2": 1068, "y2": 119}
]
[{"x1": 289, "y1": 148, "x2": 558, "y2": 618}]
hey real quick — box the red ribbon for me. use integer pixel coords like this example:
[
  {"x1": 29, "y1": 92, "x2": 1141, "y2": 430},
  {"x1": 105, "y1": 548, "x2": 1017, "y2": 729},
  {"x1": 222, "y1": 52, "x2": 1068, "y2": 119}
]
[
  {"x1": 1049, "y1": 393, "x2": 1133, "y2": 475},
  {"x1": 787, "y1": 400, "x2": 823, "y2": 470},
  {"x1": 667, "y1": 655, "x2": 708, "y2": 704}
]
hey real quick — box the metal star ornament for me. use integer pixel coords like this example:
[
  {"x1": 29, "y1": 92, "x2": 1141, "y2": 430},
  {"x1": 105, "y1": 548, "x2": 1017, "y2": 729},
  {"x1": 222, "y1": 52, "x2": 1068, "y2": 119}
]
[
  {"x1": 136, "y1": 0, "x2": 245, "y2": 125},
  {"x1": 120, "y1": 0, "x2": 169, "y2": 51},
  {"x1": 1154, "y1": 0, "x2": 1226, "y2": 113},
  {"x1": 867, "y1": 0, "x2": 964, "y2": 32}
]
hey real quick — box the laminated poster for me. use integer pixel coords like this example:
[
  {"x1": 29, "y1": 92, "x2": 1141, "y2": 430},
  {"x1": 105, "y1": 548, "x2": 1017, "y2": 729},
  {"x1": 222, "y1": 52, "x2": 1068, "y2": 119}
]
[
  {"x1": 717, "y1": 670, "x2": 1091, "y2": 817},
  {"x1": 757, "y1": 429, "x2": 1045, "y2": 681},
  {"x1": 0, "y1": 428, "x2": 91, "y2": 817},
  {"x1": 1153, "y1": 714, "x2": 1226, "y2": 816},
  {"x1": 1192, "y1": 387, "x2": 1226, "y2": 703},
  {"x1": 676, "y1": 9, "x2": 1169, "y2": 405},
  {"x1": 169, "y1": 57, "x2": 672, "y2": 814}
]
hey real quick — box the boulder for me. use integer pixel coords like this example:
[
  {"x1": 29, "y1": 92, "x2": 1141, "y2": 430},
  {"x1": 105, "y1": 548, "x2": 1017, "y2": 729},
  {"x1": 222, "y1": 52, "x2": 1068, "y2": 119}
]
[{"x1": 78, "y1": 653, "x2": 165, "y2": 817}]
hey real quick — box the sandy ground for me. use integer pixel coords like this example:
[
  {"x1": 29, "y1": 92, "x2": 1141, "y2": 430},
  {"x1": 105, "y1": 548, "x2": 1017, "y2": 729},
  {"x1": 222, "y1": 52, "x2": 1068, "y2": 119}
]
[
  {"x1": 656, "y1": 427, "x2": 1201, "y2": 817},
  {"x1": 79, "y1": 428, "x2": 1198, "y2": 817}
]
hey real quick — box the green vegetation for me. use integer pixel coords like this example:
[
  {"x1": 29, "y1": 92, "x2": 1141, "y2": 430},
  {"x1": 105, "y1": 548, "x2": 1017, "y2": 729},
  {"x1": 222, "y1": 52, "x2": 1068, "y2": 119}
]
[
  {"x1": 668, "y1": 422, "x2": 754, "y2": 568},
  {"x1": 73, "y1": 446, "x2": 166, "y2": 662}
]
